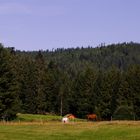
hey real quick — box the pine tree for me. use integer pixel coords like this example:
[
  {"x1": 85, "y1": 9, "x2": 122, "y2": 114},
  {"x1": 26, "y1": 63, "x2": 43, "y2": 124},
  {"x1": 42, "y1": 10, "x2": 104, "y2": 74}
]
[
  {"x1": 126, "y1": 65, "x2": 140, "y2": 120},
  {"x1": 18, "y1": 56, "x2": 37, "y2": 114},
  {"x1": 75, "y1": 67, "x2": 97, "y2": 118},
  {"x1": 45, "y1": 60, "x2": 60, "y2": 114},
  {"x1": 0, "y1": 45, "x2": 19, "y2": 120},
  {"x1": 34, "y1": 51, "x2": 47, "y2": 114},
  {"x1": 97, "y1": 67, "x2": 120, "y2": 120}
]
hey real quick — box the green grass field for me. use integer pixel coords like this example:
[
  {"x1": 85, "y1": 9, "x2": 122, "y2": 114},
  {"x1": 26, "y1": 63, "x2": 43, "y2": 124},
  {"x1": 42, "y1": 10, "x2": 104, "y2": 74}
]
[
  {"x1": 15, "y1": 113, "x2": 62, "y2": 122},
  {"x1": 14, "y1": 113, "x2": 85, "y2": 122},
  {"x1": 0, "y1": 121, "x2": 140, "y2": 140}
]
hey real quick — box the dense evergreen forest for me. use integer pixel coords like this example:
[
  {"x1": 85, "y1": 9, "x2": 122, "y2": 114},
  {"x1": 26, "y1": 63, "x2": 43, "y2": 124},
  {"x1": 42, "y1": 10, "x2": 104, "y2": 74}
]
[{"x1": 0, "y1": 42, "x2": 140, "y2": 120}]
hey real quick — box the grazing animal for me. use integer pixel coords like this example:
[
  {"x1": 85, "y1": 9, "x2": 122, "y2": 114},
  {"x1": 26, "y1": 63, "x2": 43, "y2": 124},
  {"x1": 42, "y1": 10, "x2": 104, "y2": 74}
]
[
  {"x1": 87, "y1": 114, "x2": 97, "y2": 121},
  {"x1": 62, "y1": 114, "x2": 76, "y2": 123},
  {"x1": 67, "y1": 114, "x2": 75, "y2": 119},
  {"x1": 62, "y1": 117, "x2": 69, "y2": 123}
]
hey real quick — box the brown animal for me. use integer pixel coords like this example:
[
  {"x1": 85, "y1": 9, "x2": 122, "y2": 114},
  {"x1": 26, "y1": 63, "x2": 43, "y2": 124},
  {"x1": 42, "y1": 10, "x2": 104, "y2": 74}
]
[
  {"x1": 67, "y1": 114, "x2": 75, "y2": 119},
  {"x1": 87, "y1": 114, "x2": 97, "y2": 121}
]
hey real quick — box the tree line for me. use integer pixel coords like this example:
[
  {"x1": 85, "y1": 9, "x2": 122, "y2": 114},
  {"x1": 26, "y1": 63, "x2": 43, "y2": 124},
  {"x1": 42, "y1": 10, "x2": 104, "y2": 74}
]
[{"x1": 0, "y1": 42, "x2": 140, "y2": 120}]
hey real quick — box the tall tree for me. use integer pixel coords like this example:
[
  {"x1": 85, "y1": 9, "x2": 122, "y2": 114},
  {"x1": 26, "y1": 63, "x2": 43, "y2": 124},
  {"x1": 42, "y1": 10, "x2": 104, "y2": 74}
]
[
  {"x1": 74, "y1": 67, "x2": 97, "y2": 118},
  {"x1": 34, "y1": 51, "x2": 47, "y2": 114},
  {"x1": 0, "y1": 45, "x2": 19, "y2": 120},
  {"x1": 18, "y1": 56, "x2": 37, "y2": 114},
  {"x1": 45, "y1": 60, "x2": 61, "y2": 114},
  {"x1": 96, "y1": 67, "x2": 121, "y2": 120},
  {"x1": 126, "y1": 65, "x2": 140, "y2": 120}
]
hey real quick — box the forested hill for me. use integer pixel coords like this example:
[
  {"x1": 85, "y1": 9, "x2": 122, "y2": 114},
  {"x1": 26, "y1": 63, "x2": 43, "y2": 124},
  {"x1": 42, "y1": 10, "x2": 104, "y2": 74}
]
[
  {"x1": 0, "y1": 42, "x2": 140, "y2": 121},
  {"x1": 18, "y1": 42, "x2": 140, "y2": 72}
]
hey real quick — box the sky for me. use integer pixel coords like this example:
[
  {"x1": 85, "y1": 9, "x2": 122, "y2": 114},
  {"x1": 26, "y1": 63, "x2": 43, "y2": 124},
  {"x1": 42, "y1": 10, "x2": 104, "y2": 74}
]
[{"x1": 0, "y1": 0, "x2": 140, "y2": 51}]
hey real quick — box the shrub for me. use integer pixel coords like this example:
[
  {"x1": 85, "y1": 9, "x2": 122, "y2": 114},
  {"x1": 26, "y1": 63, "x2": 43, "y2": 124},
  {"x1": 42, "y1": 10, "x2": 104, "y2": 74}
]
[{"x1": 113, "y1": 105, "x2": 134, "y2": 120}]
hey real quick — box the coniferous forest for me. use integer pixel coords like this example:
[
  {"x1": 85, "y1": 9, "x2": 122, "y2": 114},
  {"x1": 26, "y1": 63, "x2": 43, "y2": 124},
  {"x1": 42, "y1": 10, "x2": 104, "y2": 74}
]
[{"x1": 0, "y1": 42, "x2": 140, "y2": 121}]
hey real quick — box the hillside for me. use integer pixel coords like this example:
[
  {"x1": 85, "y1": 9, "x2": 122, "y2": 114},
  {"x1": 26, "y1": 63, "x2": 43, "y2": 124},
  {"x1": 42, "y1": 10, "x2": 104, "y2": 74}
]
[
  {"x1": 17, "y1": 42, "x2": 140, "y2": 74},
  {"x1": 0, "y1": 42, "x2": 140, "y2": 121}
]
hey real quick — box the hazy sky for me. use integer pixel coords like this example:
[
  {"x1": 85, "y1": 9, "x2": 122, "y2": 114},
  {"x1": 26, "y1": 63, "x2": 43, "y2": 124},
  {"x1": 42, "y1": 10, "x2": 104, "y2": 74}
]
[{"x1": 0, "y1": 0, "x2": 140, "y2": 50}]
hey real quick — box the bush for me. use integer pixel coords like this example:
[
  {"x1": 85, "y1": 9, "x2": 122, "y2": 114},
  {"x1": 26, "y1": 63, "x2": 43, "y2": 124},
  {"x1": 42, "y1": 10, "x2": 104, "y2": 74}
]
[{"x1": 113, "y1": 106, "x2": 134, "y2": 120}]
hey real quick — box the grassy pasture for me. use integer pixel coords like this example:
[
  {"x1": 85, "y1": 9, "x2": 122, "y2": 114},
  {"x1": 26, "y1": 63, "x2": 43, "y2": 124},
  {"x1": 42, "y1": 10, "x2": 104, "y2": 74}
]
[
  {"x1": 0, "y1": 121, "x2": 140, "y2": 140},
  {"x1": 15, "y1": 113, "x2": 62, "y2": 122},
  {"x1": 14, "y1": 113, "x2": 84, "y2": 122}
]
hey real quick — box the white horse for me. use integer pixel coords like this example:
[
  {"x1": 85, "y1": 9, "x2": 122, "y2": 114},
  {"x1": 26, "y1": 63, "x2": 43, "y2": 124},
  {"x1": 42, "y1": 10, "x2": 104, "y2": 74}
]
[{"x1": 62, "y1": 117, "x2": 69, "y2": 123}]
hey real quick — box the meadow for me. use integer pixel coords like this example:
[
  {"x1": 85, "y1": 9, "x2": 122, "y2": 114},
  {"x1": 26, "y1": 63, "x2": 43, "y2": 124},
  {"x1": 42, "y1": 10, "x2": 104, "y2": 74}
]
[{"x1": 0, "y1": 115, "x2": 140, "y2": 140}]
